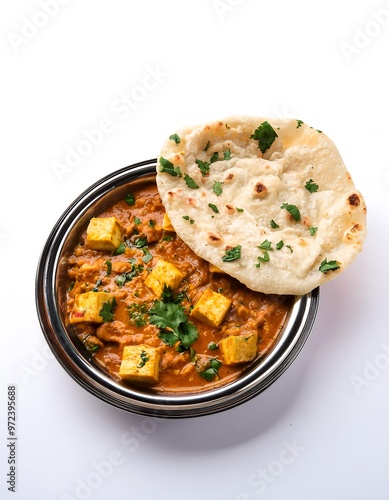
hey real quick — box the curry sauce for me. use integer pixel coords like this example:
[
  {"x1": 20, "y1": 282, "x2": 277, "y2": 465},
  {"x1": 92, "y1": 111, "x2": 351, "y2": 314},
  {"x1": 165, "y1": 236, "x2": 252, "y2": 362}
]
[{"x1": 65, "y1": 181, "x2": 292, "y2": 393}]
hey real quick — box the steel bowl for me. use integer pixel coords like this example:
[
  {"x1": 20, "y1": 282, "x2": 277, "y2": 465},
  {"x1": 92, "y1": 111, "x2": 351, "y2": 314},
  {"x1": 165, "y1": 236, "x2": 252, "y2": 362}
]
[{"x1": 35, "y1": 159, "x2": 319, "y2": 418}]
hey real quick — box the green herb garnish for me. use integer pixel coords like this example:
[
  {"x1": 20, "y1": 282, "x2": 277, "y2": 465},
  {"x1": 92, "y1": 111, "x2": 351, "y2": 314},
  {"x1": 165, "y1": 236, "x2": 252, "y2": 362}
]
[
  {"x1": 223, "y1": 149, "x2": 231, "y2": 160},
  {"x1": 305, "y1": 179, "x2": 319, "y2": 193},
  {"x1": 270, "y1": 219, "x2": 279, "y2": 228},
  {"x1": 222, "y1": 245, "x2": 241, "y2": 262},
  {"x1": 276, "y1": 240, "x2": 284, "y2": 250},
  {"x1": 169, "y1": 133, "x2": 181, "y2": 144},
  {"x1": 149, "y1": 301, "x2": 198, "y2": 350},
  {"x1": 213, "y1": 181, "x2": 223, "y2": 196},
  {"x1": 159, "y1": 157, "x2": 182, "y2": 177},
  {"x1": 182, "y1": 215, "x2": 195, "y2": 224},
  {"x1": 105, "y1": 260, "x2": 112, "y2": 275},
  {"x1": 184, "y1": 174, "x2": 199, "y2": 189},
  {"x1": 115, "y1": 242, "x2": 126, "y2": 255},
  {"x1": 208, "y1": 203, "x2": 219, "y2": 213},
  {"x1": 125, "y1": 192, "x2": 135, "y2": 205},
  {"x1": 128, "y1": 303, "x2": 149, "y2": 327},
  {"x1": 99, "y1": 298, "x2": 117, "y2": 322},
  {"x1": 281, "y1": 203, "x2": 301, "y2": 221},
  {"x1": 319, "y1": 258, "x2": 340, "y2": 273},
  {"x1": 258, "y1": 239, "x2": 273, "y2": 251},
  {"x1": 296, "y1": 120, "x2": 304, "y2": 128},
  {"x1": 308, "y1": 227, "x2": 318, "y2": 236},
  {"x1": 210, "y1": 152, "x2": 219, "y2": 163},
  {"x1": 195, "y1": 159, "x2": 210, "y2": 177},
  {"x1": 204, "y1": 140, "x2": 210, "y2": 152},
  {"x1": 250, "y1": 121, "x2": 278, "y2": 153},
  {"x1": 198, "y1": 358, "x2": 222, "y2": 382},
  {"x1": 137, "y1": 350, "x2": 149, "y2": 368}
]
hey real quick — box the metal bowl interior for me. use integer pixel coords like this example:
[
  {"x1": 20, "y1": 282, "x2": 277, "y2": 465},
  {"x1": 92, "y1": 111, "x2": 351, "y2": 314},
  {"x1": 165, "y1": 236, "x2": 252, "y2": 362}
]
[{"x1": 36, "y1": 159, "x2": 319, "y2": 418}]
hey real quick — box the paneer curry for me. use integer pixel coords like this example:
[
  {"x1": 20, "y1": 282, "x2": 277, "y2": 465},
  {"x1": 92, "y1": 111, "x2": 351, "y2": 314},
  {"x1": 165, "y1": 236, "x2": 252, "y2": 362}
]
[{"x1": 65, "y1": 180, "x2": 292, "y2": 393}]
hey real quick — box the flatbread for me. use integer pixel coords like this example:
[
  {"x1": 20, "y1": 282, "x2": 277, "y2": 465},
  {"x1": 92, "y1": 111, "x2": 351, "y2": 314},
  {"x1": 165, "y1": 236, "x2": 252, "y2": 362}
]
[{"x1": 156, "y1": 116, "x2": 367, "y2": 295}]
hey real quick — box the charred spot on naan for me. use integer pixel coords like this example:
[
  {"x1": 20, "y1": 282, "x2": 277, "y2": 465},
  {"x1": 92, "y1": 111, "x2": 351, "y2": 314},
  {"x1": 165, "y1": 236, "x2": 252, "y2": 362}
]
[
  {"x1": 348, "y1": 193, "x2": 360, "y2": 207},
  {"x1": 252, "y1": 182, "x2": 268, "y2": 198}
]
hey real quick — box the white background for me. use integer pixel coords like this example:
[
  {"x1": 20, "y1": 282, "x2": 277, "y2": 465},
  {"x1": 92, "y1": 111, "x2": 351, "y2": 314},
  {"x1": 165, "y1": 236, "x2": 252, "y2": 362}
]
[{"x1": 1, "y1": 1, "x2": 389, "y2": 499}]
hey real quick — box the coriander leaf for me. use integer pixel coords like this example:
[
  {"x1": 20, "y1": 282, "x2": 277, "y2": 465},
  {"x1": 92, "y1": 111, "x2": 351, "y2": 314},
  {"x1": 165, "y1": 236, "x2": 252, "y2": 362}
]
[
  {"x1": 99, "y1": 298, "x2": 117, "y2": 322},
  {"x1": 213, "y1": 181, "x2": 223, "y2": 196},
  {"x1": 210, "y1": 152, "x2": 219, "y2": 163},
  {"x1": 319, "y1": 258, "x2": 340, "y2": 273},
  {"x1": 115, "y1": 242, "x2": 126, "y2": 255},
  {"x1": 296, "y1": 119, "x2": 304, "y2": 128},
  {"x1": 204, "y1": 140, "x2": 210, "y2": 152},
  {"x1": 134, "y1": 216, "x2": 141, "y2": 225},
  {"x1": 270, "y1": 219, "x2": 280, "y2": 228},
  {"x1": 142, "y1": 252, "x2": 153, "y2": 263},
  {"x1": 308, "y1": 226, "x2": 318, "y2": 236},
  {"x1": 250, "y1": 121, "x2": 278, "y2": 153},
  {"x1": 127, "y1": 235, "x2": 148, "y2": 248},
  {"x1": 169, "y1": 133, "x2": 181, "y2": 144},
  {"x1": 281, "y1": 203, "x2": 301, "y2": 221},
  {"x1": 276, "y1": 240, "x2": 284, "y2": 250},
  {"x1": 222, "y1": 245, "x2": 241, "y2": 262},
  {"x1": 136, "y1": 350, "x2": 149, "y2": 368},
  {"x1": 305, "y1": 179, "x2": 319, "y2": 193},
  {"x1": 149, "y1": 301, "x2": 198, "y2": 350},
  {"x1": 182, "y1": 215, "x2": 195, "y2": 224},
  {"x1": 125, "y1": 192, "x2": 135, "y2": 205},
  {"x1": 286, "y1": 245, "x2": 293, "y2": 253},
  {"x1": 198, "y1": 358, "x2": 222, "y2": 381},
  {"x1": 258, "y1": 239, "x2": 273, "y2": 251},
  {"x1": 184, "y1": 174, "x2": 199, "y2": 189},
  {"x1": 208, "y1": 341, "x2": 218, "y2": 350},
  {"x1": 236, "y1": 207, "x2": 244, "y2": 212},
  {"x1": 128, "y1": 303, "x2": 149, "y2": 327},
  {"x1": 195, "y1": 159, "x2": 210, "y2": 177},
  {"x1": 223, "y1": 149, "x2": 231, "y2": 160},
  {"x1": 208, "y1": 203, "x2": 219, "y2": 213},
  {"x1": 255, "y1": 251, "x2": 270, "y2": 267},
  {"x1": 159, "y1": 157, "x2": 182, "y2": 177},
  {"x1": 105, "y1": 260, "x2": 112, "y2": 275}
]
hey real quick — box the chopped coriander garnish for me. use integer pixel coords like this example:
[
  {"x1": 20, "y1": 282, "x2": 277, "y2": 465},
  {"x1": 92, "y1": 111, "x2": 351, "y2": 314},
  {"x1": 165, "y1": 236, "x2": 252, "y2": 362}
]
[
  {"x1": 286, "y1": 245, "x2": 293, "y2": 253},
  {"x1": 184, "y1": 174, "x2": 199, "y2": 189},
  {"x1": 319, "y1": 258, "x2": 340, "y2": 273},
  {"x1": 204, "y1": 140, "x2": 210, "y2": 152},
  {"x1": 195, "y1": 159, "x2": 210, "y2": 177},
  {"x1": 163, "y1": 235, "x2": 174, "y2": 241},
  {"x1": 281, "y1": 203, "x2": 301, "y2": 221},
  {"x1": 305, "y1": 179, "x2": 319, "y2": 193},
  {"x1": 137, "y1": 350, "x2": 149, "y2": 368},
  {"x1": 149, "y1": 300, "x2": 198, "y2": 350},
  {"x1": 255, "y1": 251, "x2": 270, "y2": 268},
  {"x1": 99, "y1": 298, "x2": 117, "y2": 322},
  {"x1": 92, "y1": 279, "x2": 103, "y2": 292},
  {"x1": 270, "y1": 219, "x2": 280, "y2": 229},
  {"x1": 134, "y1": 216, "x2": 141, "y2": 225},
  {"x1": 169, "y1": 133, "x2": 181, "y2": 144},
  {"x1": 250, "y1": 121, "x2": 278, "y2": 153},
  {"x1": 115, "y1": 241, "x2": 126, "y2": 255},
  {"x1": 125, "y1": 192, "x2": 135, "y2": 205},
  {"x1": 182, "y1": 215, "x2": 195, "y2": 224},
  {"x1": 115, "y1": 263, "x2": 144, "y2": 287},
  {"x1": 308, "y1": 226, "x2": 318, "y2": 236},
  {"x1": 276, "y1": 240, "x2": 284, "y2": 250},
  {"x1": 142, "y1": 251, "x2": 153, "y2": 264},
  {"x1": 198, "y1": 358, "x2": 222, "y2": 382},
  {"x1": 222, "y1": 245, "x2": 241, "y2": 262},
  {"x1": 213, "y1": 181, "x2": 223, "y2": 196},
  {"x1": 210, "y1": 152, "x2": 219, "y2": 163},
  {"x1": 236, "y1": 207, "x2": 244, "y2": 212},
  {"x1": 223, "y1": 149, "x2": 231, "y2": 160},
  {"x1": 128, "y1": 303, "x2": 149, "y2": 327},
  {"x1": 159, "y1": 157, "x2": 182, "y2": 177},
  {"x1": 105, "y1": 260, "x2": 112, "y2": 275},
  {"x1": 128, "y1": 235, "x2": 147, "y2": 248},
  {"x1": 148, "y1": 219, "x2": 156, "y2": 227},
  {"x1": 296, "y1": 120, "x2": 304, "y2": 128},
  {"x1": 258, "y1": 239, "x2": 273, "y2": 251},
  {"x1": 208, "y1": 203, "x2": 219, "y2": 213},
  {"x1": 208, "y1": 341, "x2": 218, "y2": 350},
  {"x1": 316, "y1": 129, "x2": 322, "y2": 133}
]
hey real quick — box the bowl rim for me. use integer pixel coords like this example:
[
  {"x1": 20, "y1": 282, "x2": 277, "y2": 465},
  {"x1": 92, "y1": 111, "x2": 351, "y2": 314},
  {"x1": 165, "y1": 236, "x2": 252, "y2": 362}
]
[{"x1": 35, "y1": 159, "x2": 319, "y2": 418}]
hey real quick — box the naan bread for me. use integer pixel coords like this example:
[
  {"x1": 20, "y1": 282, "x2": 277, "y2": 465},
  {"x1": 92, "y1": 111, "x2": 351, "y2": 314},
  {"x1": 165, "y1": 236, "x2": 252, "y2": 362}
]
[{"x1": 156, "y1": 116, "x2": 366, "y2": 295}]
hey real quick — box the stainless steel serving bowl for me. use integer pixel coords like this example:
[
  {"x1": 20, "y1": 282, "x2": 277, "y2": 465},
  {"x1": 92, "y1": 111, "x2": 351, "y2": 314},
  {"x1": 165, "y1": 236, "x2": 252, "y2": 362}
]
[{"x1": 35, "y1": 159, "x2": 319, "y2": 418}]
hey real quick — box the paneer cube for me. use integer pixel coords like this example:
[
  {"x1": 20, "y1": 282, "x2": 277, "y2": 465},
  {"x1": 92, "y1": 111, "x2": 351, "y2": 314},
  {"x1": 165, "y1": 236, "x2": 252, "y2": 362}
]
[
  {"x1": 162, "y1": 213, "x2": 175, "y2": 232},
  {"x1": 86, "y1": 217, "x2": 122, "y2": 252},
  {"x1": 69, "y1": 291, "x2": 115, "y2": 324},
  {"x1": 190, "y1": 288, "x2": 231, "y2": 328},
  {"x1": 119, "y1": 345, "x2": 161, "y2": 385},
  {"x1": 218, "y1": 335, "x2": 257, "y2": 365},
  {"x1": 144, "y1": 259, "x2": 185, "y2": 298}
]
